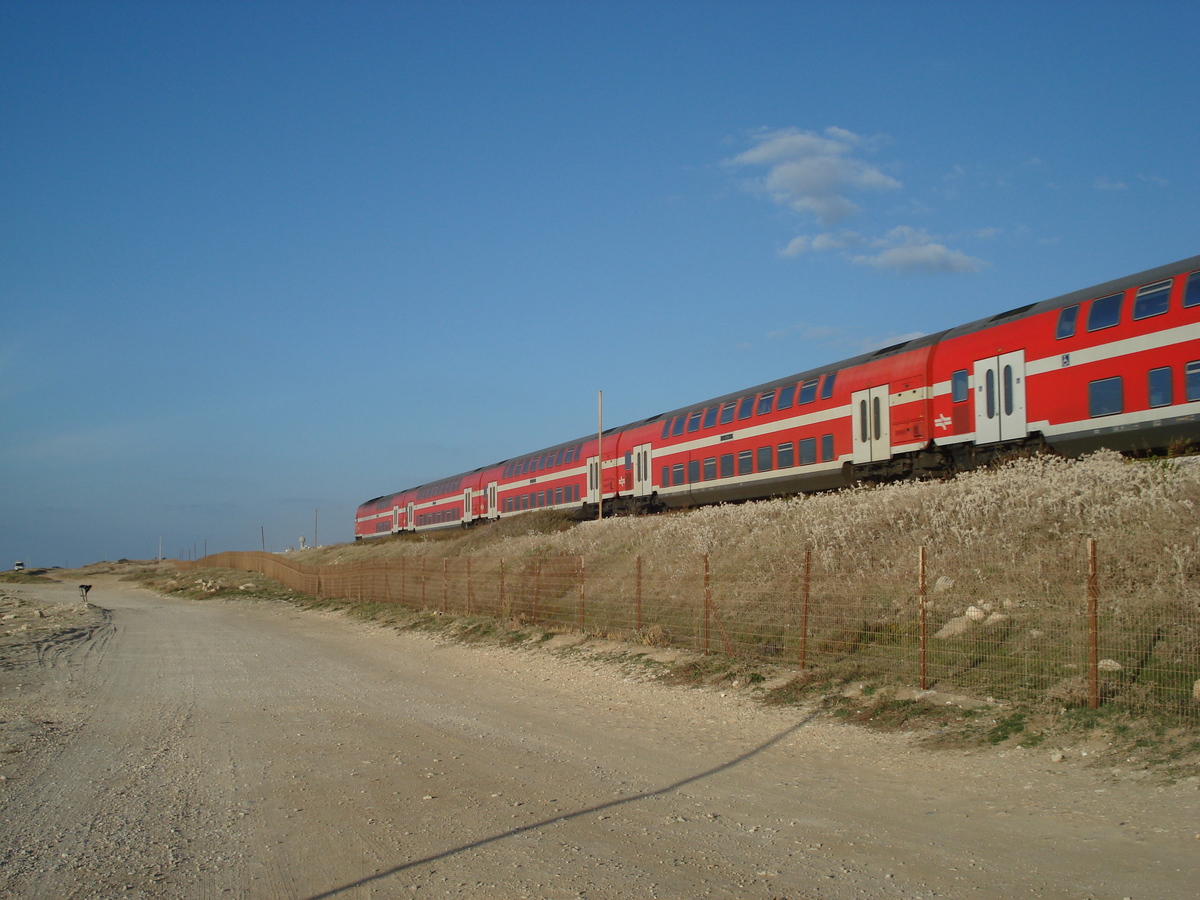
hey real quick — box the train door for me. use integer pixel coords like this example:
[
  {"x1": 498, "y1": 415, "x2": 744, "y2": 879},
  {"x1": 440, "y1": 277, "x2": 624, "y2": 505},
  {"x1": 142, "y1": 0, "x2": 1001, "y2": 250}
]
[
  {"x1": 851, "y1": 385, "x2": 892, "y2": 464},
  {"x1": 406, "y1": 502, "x2": 414, "y2": 531},
  {"x1": 632, "y1": 443, "x2": 653, "y2": 497},
  {"x1": 487, "y1": 481, "x2": 498, "y2": 517},
  {"x1": 973, "y1": 351, "x2": 1027, "y2": 444},
  {"x1": 463, "y1": 488, "x2": 473, "y2": 524},
  {"x1": 392, "y1": 507, "x2": 400, "y2": 533},
  {"x1": 587, "y1": 455, "x2": 601, "y2": 505}
]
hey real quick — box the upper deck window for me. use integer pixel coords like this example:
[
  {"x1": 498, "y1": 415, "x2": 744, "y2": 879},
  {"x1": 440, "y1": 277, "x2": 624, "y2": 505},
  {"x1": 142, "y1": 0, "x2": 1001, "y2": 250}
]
[
  {"x1": 662, "y1": 419, "x2": 673, "y2": 440},
  {"x1": 737, "y1": 396, "x2": 754, "y2": 420},
  {"x1": 687, "y1": 410, "x2": 703, "y2": 433},
  {"x1": 1185, "y1": 271, "x2": 1200, "y2": 308},
  {"x1": 1056, "y1": 305, "x2": 1079, "y2": 339},
  {"x1": 1086, "y1": 293, "x2": 1123, "y2": 332},
  {"x1": 776, "y1": 384, "x2": 796, "y2": 411},
  {"x1": 820, "y1": 372, "x2": 836, "y2": 400},
  {"x1": 798, "y1": 379, "x2": 819, "y2": 405},
  {"x1": 719, "y1": 401, "x2": 736, "y2": 425},
  {"x1": 1133, "y1": 280, "x2": 1171, "y2": 320},
  {"x1": 702, "y1": 406, "x2": 718, "y2": 429},
  {"x1": 672, "y1": 416, "x2": 686, "y2": 437},
  {"x1": 756, "y1": 390, "x2": 775, "y2": 416}
]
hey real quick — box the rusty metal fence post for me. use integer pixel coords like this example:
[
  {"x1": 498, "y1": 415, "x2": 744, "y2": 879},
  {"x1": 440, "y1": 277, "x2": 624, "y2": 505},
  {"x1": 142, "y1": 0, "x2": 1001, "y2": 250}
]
[
  {"x1": 919, "y1": 545, "x2": 928, "y2": 690},
  {"x1": 703, "y1": 554, "x2": 712, "y2": 655},
  {"x1": 577, "y1": 557, "x2": 585, "y2": 630},
  {"x1": 500, "y1": 558, "x2": 507, "y2": 619},
  {"x1": 1088, "y1": 537, "x2": 1099, "y2": 710},
  {"x1": 799, "y1": 548, "x2": 811, "y2": 670},
  {"x1": 635, "y1": 555, "x2": 643, "y2": 633}
]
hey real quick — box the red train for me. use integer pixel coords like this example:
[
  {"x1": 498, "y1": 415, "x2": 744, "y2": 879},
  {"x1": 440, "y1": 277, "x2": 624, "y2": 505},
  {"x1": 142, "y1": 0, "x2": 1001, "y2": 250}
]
[{"x1": 356, "y1": 255, "x2": 1200, "y2": 538}]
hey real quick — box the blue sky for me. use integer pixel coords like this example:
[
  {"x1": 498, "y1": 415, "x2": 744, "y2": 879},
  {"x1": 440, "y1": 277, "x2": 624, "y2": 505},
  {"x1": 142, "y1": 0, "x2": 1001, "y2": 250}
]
[{"x1": 3, "y1": 2, "x2": 1198, "y2": 565}]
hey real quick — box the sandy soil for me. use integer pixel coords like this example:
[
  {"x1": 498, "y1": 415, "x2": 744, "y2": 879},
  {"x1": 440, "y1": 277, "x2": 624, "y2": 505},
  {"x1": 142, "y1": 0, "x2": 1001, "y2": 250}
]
[{"x1": 0, "y1": 575, "x2": 1196, "y2": 899}]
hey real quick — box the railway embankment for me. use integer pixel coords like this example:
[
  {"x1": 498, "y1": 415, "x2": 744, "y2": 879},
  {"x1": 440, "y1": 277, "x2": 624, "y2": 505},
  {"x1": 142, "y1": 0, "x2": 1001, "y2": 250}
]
[{"x1": 157, "y1": 450, "x2": 1200, "y2": 779}]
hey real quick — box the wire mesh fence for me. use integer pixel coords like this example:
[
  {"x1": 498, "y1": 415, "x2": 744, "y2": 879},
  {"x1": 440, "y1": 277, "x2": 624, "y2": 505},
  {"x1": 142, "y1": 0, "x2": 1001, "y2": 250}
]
[{"x1": 179, "y1": 539, "x2": 1200, "y2": 720}]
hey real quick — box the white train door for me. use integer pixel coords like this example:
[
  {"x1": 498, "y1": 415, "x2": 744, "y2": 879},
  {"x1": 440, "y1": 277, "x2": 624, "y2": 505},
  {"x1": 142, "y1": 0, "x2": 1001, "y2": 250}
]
[
  {"x1": 587, "y1": 455, "x2": 601, "y2": 505},
  {"x1": 633, "y1": 443, "x2": 653, "y2": 497},
  {"x1": 973, "y1": 351, "x2": 1027, "y2": 444},
  {"x1": 406, "y1": 502, "x2": 415, "y2": 531},
  {"x1": 487, "y1": 481, "x2": 498, "y2": 517},
  {"x1": 463, "y1": 487, "x2": 473, "y2": 524},
  {"x1": 851, "y1": 385, "x2": 892, "y2": 464}
]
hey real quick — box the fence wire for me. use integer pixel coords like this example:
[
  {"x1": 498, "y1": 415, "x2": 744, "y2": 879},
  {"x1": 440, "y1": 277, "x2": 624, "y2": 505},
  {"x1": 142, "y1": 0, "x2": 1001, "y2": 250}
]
[{"x1": 179, "y1": 541, "x2": 1200, "y2": 719}]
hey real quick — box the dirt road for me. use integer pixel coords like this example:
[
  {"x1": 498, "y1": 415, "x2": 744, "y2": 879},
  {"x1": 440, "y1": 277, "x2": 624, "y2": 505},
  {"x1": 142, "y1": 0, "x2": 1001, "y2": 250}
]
[{"x1": 0, "y1": 577, "x2": 1196, "y2": 899}]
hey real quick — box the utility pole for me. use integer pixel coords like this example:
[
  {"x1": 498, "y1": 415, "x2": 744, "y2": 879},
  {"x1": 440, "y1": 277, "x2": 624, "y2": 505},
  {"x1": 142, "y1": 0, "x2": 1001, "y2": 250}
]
[{"x1": 597, "y1": 390, "x2": 603, "y2": 521}]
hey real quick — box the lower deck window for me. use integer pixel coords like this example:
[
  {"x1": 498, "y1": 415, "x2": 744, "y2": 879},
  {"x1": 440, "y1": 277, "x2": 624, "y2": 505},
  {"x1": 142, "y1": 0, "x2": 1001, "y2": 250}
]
[
  {"x1": 1089, "y1": 377, "x2": 1123, "y2": 417},
  {"x1": 1188, "y1": 361, "x2": 1200, "y2": 402},
  {"x1": 720, "y1": 454, "x2": 734, "y2": 478},
  {"x1": 799, "y1": 437, "x2": 817, "y2": 465},
  {"x1": 703, "y1": 457, "x2": 716, "y2": 480},
  {"x1": 737, "y1": 450, "x2": 753, "y2": 475},
  {"x1": 821, "y1": 433, "x2": 834, "y2": 462},
  {"x1": 1149, "y1": 367, "x2": 1173, "y2": 408},
  {"x1": 777, "y1": 442, "x2": 794, "y2": 468},
  {"x1": 757, "y1": 445, "x2": 773, "y2": 472}
]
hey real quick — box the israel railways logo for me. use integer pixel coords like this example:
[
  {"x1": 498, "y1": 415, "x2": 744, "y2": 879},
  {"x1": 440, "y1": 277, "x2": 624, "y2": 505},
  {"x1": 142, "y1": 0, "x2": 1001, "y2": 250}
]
[
  {"x1": 935, "y1": 414, "x2": 952, "y2": 431},
  {"x1": 1061, "y1": 353, "x2": 1071, "y2": 367}
]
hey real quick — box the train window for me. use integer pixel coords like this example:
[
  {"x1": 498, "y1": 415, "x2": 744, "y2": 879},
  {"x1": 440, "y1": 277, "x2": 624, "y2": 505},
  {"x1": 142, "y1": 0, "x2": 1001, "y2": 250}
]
[
  {"x1": 1088, "y1": 376, "x2": 1123, "y2": 417},
  {"x1": 737, "y1": 396, "x2": 755, "y2": 420},
  {"x1": 737, "y1": 450, "x2": 753, "y2": 475},
  {"x1": 757, "y1": 445, "x2": 773, "y2": 472},
  {"x1": 672, "y1": 416, "x2": 686, "y2": 437},
  {"x1": 1149, "y1": 367, "x2": 1172, "y2": 408},
  {"x1": 799, "y1": 437, "x2": 817, "y2": 465},
  {"x1": 821, "y1": 433, "x2": 834, "y2": 461},
  {"x1": 661, "y1": 419, "x2": 672, "y2": 440},
  {"x1": 859, "y1": 399, "x2": 869, "y2": 443},
  {"x1": 1188, "y1": 361, "x2": 1200, "y2": 402},
  {"x1": 555, "y1": 487, "x2": 563, "y2": 504},
  {"x1": 565, "y1": 447, "x2": 575, "y2": 464},
  {"x1": 798, "y1": 379, "x2": 819, "y2": 405},
  {"x1": 720, "y1": 454, "x2": 734, "y2": 477},
  {"x1": 661, "y1": 466, "x2": 670, "y2": 486},
  {"x1": 756, "y1": 390, "x2": 775, "y2": 416},
  {"x1": 1186, "y1": 272, "x2": 1200, "y2": 308},
  {"x1": 703, "y1": 457, "x2": 717, "y2": 480},
  {"x1": 1056, "y1": 305, "x2": 1079, "y2": 339},
  {"x1": 1133, "y1": 280, "x2": 1171, "y2": 320},
  {"x1": 777, "y1": 383, "x2": 796, "y2": 411},
  {"x1": 951, "y1": 369, "x2": 969, "y2": 403},
  {"x1": 821, "y1": 372, "x2": 837, "y2": 400},
  {"x1": 555, "y1": 448, "x2": 565, "y2": 466},
  {"x1": 1086, "y1": 293, "x2": 1123, "y2": 332},
  {"x1": 688, "y1": 460, "x2": 700, "y2": 483},
  {"x1": 625, "y1": 451, "x2": 633, "y2": 471},
  {"x1": 687, "y1": 410, "x2": 703, "y2": 432},
  {"x1": 672, "y1": 463, "x2": 685, "y2": 485},
  {"x1": 539, "y1": 491, "x2": 547, "y2": 507},
  {"x1": 702, "y1": 406, "x2": 719, "y2": 429},
  {"x1": 720, "y1": 401, "x2": 736, "y2": 425},
  {"x1": 777, "y1": 441, "x2": 794, "y2": 468}
]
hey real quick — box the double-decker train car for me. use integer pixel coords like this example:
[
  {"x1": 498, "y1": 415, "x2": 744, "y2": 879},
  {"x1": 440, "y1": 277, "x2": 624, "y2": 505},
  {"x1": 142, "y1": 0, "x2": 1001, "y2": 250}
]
[{"x1": 356, "y1": 255, "x2": 1200, "y2": 539}]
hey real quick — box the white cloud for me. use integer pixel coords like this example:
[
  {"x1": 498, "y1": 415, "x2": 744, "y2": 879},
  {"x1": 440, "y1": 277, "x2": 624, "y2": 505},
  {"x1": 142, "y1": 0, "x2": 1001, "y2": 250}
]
[
  {"x1": 731, "y1": 127, "x2": 988, "y2": 274},
  {"x1": 729, "y1": 127, "x2": 900, "y2": 226},
  {"x1": 1094, "y1": 176, "x2": 1128, "y2": 191},
  {"x1": 850, "y1": 226, "x2": 988, "y2": 274}
]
